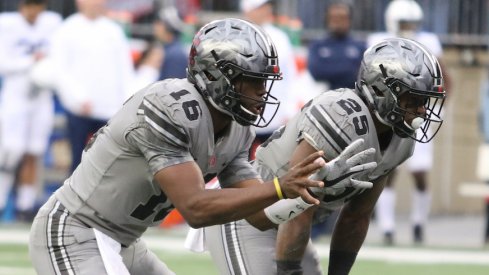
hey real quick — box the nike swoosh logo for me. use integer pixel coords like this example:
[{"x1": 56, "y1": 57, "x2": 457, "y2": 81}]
[
  {"x1": 323, "y1": 171, "x2": 356, "y2": 187},
  {"x1": 288, "y1": 211, "x2": 296, "y2": 218}
]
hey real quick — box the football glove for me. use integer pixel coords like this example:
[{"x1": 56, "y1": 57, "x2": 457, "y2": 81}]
[{"x1": 303, "y1": 133, "x2": 377, "y2": 196}]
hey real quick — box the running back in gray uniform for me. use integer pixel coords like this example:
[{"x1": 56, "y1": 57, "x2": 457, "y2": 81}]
[
  {"x1": 204, "y1": 88, "x2": 415, "y2": 275},
  {"x1": 29, "y1": 78, "x2": 259, "y2": 275}
]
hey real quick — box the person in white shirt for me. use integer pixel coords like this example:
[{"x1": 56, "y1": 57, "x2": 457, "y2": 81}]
[
  {"x1": 367, "y1": 0, "x2": 452, "y2": 245},
  {"x1": 49, "y1": 0, "x2": 160, "y2": 173},
  {"x1": 241, "y1": 0, "x2": 299, "y2": 157},
  {"x1": 0, "y1": 0, "x2": 62, "y2": 221}
]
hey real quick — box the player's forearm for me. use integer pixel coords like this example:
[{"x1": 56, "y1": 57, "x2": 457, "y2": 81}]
[
  {"x1": 327, "y1": 206, "x2": 370, "y2": 275},
  {"x1": 329, "y1": 176, "x2": 386, "y2": 253},
  {"x1": 180, "y1": 183, "x2": 279, "y2": 228},
  {"x1": 245, "y1": 210, "x2": 276, "y2": 231},
  {"x1": 274, "y1": 210, "x2": 315, "y2": 275},
  {"x1": 330, "y1": 205, "x2": 370, "y2": 252},
  {"x1": 276, "y1": 209, "x2": 315, "y2": 261}
]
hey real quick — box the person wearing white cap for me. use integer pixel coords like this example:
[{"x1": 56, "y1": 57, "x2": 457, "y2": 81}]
[{"x1": 241, "y1": 0, "x2": 299, "y2": 157}]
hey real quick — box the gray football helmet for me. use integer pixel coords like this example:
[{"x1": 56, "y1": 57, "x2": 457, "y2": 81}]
[
  {"x1": 356, "y1": 38, "x2": 446, "y2": 143},
  {"x1": 187, "y1": 18, "x2": 282, "y2": 127}
]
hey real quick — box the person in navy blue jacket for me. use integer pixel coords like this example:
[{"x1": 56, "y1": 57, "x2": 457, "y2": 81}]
[{"x1": 307, "y1": 1, "x2": 366, "y2": 90}]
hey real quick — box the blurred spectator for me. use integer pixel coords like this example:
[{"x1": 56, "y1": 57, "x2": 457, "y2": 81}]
[
  {"x1": 241, "y1": 0, "x2": 298, "y2": 157},
  {"x1": 479, "y1": 72, "x2": 489, "y2": 245},
  {"x1": 307, "y1": 1, "x2": 365, "y2": 90},
  {"x1": 48, "y1": 0, "x2": 160, "y2": 173},
  {"x1": 175, "y1": 0, "x2": 200, "y2": 18},
  {"x1": 153, "y1": 6, "x2": 187, "y2": 80},
  {"x1": 307, "y1": 0, "x2": 366, "y2": 239},
  {"x1": 0, "y1": 0, "x2": 62, "y2": 221},
  {"x1": 201, "y1": 0, "x2": 239, "y2": 11},
  {"x1": 368, "y1": 0, "x2": 452, "y2": 245}
]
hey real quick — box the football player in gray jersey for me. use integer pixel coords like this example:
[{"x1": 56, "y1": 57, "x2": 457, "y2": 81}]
[
  {"x1": 200, "y1": 38, "x2": 446, "y2": 275},
  {"x1": 28, "y1": 18, "x2": 335, "y2": 275}
]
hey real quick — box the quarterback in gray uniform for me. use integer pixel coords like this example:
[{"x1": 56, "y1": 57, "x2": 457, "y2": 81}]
[
  {"x1": 28, "y1": 18, "x2": 333, "y2": 275},
  {"x1": 203, "y1": 38, "x2": 446, "y2": 275}
]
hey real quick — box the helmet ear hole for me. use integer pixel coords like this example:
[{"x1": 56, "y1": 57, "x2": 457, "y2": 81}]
[
  {"x1": 372, "y1": 86, "x2": 384, "y2": 97},
  {"x1": 222, "y1": 97, "x2": 234, "y2": 107},
  {"x1": 387, "y1": 113, "x2": 400, "y2": 123},
  {"x1": 203, "y1": 70, "x2": 217, "y2": 81}
]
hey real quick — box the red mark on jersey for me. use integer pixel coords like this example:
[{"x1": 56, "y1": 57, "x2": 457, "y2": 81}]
[{"x1": 209, "y1": 155, "x2": 217, "y2": 167}]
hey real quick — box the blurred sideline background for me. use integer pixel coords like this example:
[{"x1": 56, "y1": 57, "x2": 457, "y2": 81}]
[{"x1": 0, "y1": 0, "x2": 488, "y2": 248}]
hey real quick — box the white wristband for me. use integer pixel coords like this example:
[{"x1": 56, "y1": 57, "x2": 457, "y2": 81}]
[{"x1": 264, "y1": 197, "x2": 313, "y2": 224}]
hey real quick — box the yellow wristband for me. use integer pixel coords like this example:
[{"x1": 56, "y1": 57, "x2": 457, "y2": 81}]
[{"x1": 273, "y1": 177, "x2": 284, "y2": 200}]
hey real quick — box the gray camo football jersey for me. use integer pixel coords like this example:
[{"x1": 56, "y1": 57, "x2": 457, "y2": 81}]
[
  {"x1": 55, "y1": 79, "x2": 259, "y2": 246},
  {"x1": 254, "y1": 88, "x2": 415, "y2": 212}
]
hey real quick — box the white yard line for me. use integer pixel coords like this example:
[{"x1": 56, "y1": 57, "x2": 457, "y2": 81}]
[
  {"x1": 0, "y1": 266, "x2": 35, "y2": 275},
  {"x1": 315, "y1": 245, "x2": 489, "y2": 265},
  {"x1": 2, "y1": 228, "x2": 488, "y2": 265},
  {"x1": 142, "y1": 235, "x2": 489, "y2": 266}
]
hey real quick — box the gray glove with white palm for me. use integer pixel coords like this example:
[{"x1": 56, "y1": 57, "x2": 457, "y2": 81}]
[{"x1": 303, "y1": 133, "x2": 377, "y2": 196}]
